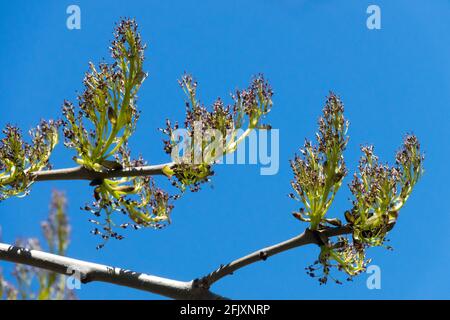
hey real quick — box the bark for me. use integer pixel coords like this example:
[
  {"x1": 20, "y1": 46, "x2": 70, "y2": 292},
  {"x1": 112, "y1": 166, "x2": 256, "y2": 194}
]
[
  {"x1": 198, "y1": 226, "x2": 352, "y2": 287},
  {"x1": 0, "y1": 226, "x2": 352, "y2": 299},
  {"x1": 0, "y1": 243, "x2": 224, "y2": 300},
  {"x1": 32, "y1": 162, "x2": 174, "y2": 182}
]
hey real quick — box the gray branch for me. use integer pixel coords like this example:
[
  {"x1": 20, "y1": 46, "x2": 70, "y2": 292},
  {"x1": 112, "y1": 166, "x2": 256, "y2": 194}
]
[
  {"x1": 0, "y1": 226, "x2": 352, "y2": 299},
  {"x1": 0, "y1": 242, "x2": 224, "y2": 300},
  {"x1": 198, "y1": 225, "x2": 352, "y2": 287},
  {"x1": 32, "y1": 162, "x2": 174, "y2": 182}
]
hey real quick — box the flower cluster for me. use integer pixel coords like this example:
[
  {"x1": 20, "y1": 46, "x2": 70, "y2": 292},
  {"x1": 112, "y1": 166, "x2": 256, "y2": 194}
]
[
  {"x1": 290, "y1": 93, "x2": 348, "y2": 230},
  {"x1": 63, "y1": 18, "x2": 146, "y2": 171},
  {"x1": 61, "y1": 19, "x2": 174, "y2": 243},
  {"x1": 395, "y1": 135, "x2": 424, "y2": 202},
  {"x1": 161, "y1": 74, "x2": 273, "y2": 191},
  {"x1": 0, "y1": 120, "x2": 59, "y2": 201},
  {"x1": 347, "y1": 135, "x2": 424, "y2": 247},
  {"x1": 0, "y1": 18, "x2": 276, "y2": 245},
  {"x1": 290, "y1": 94, "x2": 424, "y2": 284},
  {"x1": 306, "y1": 237, "x2": 369, "y2": 285},
  {"x1": 84, "y1": 145, "x2": 174, "y2": 248}
]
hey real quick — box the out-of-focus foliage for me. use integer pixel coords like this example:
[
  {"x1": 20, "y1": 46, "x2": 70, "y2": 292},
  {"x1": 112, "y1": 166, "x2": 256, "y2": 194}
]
[
  {"x1": 290, "y1": 93, "x2": 424, "y2": 284},
  {"x1": 0, "y1": 191, "x2": 75, "y2": 300}
]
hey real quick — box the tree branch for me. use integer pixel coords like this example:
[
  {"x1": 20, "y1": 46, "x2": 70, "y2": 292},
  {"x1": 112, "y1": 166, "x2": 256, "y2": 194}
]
[
  {"x1": 0, "y1": 225, "x2": 352, "y2": 299},
  {"x1": 32, "y1": 162, "x2": 174, "y2": 182},
  {"x1": 198, "y1": 225, "x2": 352, "y2": 287},
  {"x1": 0, "y1": 242, "x2": 224, "y2": 300}
]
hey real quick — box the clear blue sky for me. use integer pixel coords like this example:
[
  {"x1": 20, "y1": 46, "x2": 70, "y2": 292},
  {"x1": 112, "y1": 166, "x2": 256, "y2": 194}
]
[{"x1": 0, "y1": 1, "x2": 449, "y2": 299}]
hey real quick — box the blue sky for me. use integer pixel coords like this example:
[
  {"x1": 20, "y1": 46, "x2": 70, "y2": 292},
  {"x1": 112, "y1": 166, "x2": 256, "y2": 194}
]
[{"x1": 0, "y1": 0, "x2": 449, "y2": 299}]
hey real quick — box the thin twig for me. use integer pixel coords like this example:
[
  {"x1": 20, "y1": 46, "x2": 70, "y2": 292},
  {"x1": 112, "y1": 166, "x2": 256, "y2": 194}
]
[{"x1": 198, "y1": 225, "x2": 352, "y2": 287}]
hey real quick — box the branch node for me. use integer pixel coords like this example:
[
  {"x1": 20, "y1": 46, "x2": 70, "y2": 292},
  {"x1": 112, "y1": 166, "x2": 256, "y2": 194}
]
[
  {"x1": 306, "y1": 228, "x2": 329, "y2": 246},
  {"x1": 259, "y1": 251, "x2": 268, "y2": 261},
  {"x1": 192, "y1": 277, "x2": 210, "y2": 290},
  {"x1": 80, "y1": 273, "x2": 92, "y2": 284}
]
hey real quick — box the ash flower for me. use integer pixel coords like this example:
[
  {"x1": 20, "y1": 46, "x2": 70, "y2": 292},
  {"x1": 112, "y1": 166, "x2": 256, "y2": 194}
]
[
  {"x1": 291, "y1": 94, "x2": 424, "y2": 284},
  {"x1": 161, "y1": 74, "x2": 273, "y2": 191},
  {"x1": 0, "y1": 120, "x2": 60, "y2": 201},
  {"x1": 61, "y1": 19, "x2": 173, "y2": 241},
  {"x1": 308, "y1": 237, "x2": 369, "y2": 285},
  {"x1": 347, "y1": 135, "x2": 424, "y2": 247},
  {"x1": 63, "y1": 18, "x2": 146, "y2": 171},
  {"x1": 290, "y1": 93, "x2": 348, "y2": 230},
  {"x1": 395, "y1": 134, "x2": 424, "y2": 202},
  {"x1": 84, "y1": 145, "x2": 174, "y2": 247}
]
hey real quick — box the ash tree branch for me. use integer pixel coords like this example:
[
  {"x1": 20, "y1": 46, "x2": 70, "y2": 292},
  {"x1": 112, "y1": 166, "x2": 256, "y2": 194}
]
[
  {"x1": 198, "y1": 225, "x2": 352, "y2": 288},
  {"x1": 32, "y1": 162, "x2": 174, "y2": 182},
  {"x1": 0, "y1": 242, "x2": 224, "y2": 300},
  {"x1": 0, "y1": 225, "x2": 351, "y2": 299}
]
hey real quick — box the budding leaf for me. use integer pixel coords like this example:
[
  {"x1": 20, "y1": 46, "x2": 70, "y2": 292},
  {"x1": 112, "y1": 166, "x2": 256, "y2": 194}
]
[{"x1": 108, "y1": 107, "x2": 117, "y2": 125}]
